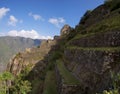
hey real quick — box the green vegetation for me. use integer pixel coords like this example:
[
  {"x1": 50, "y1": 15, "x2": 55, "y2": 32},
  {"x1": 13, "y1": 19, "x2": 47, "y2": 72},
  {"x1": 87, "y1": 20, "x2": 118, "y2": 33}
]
[
  {"x1": 87, "y1": 15, "x2": 120, "y2": 33},
  {"x1": 10, "y1": 73, "x2": 32, "y2": 94},
  {"x1": 0, "y1": 70, "x2": 32, "y2": 94},
  {"x1": 56, "y1": 60, "x2": 80, "y2": 85},
  {"x1": 30, "y1": 78, "x2": 44, "y2": 94},
  {"x1": 50, "y1": 51, "x2": 62, "y2": 62},
  {"x1": 0, "y1": 1, "x2": 119, "y2": 94},
  {"x1": 74, "y1": 15, "x2": 120, "y2": 40},
  {"x1": 43, "y1": 71, "x2": 57, "y2": 94},
  {"x1": 22, "y1": 63, "x2": 33, "y2": 76},
  {"x1": 75, "y1": 10, "x2": 92, "y2": 34},
  {"x1": 14, "y1": 52, "x2": 22, "y2": 59},
  {"x1": 80, "y1": 10, "x2": 92, "y2": 25},
  {"x1": 65, "y1": 29, "x2": 78, "y2": 41},
  {"x1": 67, "y1": 46, "x2": 120, "y2": 52},
  {"x1": 105, "y1": 0, "x2": 120, "y2": 11},
  {"x1": 0, "y1": 72, "x2": 13, "y2": 94},
  {"x1": 102, "y1": 72, "x2": 120, "y2": 94},
  {"x1": 0, "y1": 36, "x2": 41, "y2": 72}
]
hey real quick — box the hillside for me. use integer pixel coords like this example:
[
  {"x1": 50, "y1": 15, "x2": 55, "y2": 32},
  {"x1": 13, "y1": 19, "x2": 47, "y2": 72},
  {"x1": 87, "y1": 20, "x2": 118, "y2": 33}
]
[
  {"x1": 0, "y1": 36, "x2": 41, "y2": 72},
  {"x1": 6, "y1": 0, "x2": 120, "y2": 94}
]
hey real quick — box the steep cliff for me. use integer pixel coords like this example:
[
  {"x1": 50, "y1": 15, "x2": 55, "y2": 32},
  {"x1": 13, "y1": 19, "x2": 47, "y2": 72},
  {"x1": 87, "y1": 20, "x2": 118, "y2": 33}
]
[
  {"x1": 7, "y1": 1, "x2": 120, "y2": 94},
  {"x1": 0, "y1": 36, "x2": 41, "y2": 72},
  {"x1": 7, "y1": 39, "x2": 57, "y2": 93},
  {"x1": 7, "y1": 39, "x2": 56, "y2": 76}
]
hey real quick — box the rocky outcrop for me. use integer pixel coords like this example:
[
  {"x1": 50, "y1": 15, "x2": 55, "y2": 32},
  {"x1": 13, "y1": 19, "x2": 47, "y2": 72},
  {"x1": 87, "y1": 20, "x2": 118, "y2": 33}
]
[
  {"x1": 61, "y1": 2, "x2": 120, "y2": 93},
  {"x1": 0, "y1": 36, "x2": 41, "y2": 72},
  {"x1": 7, "y1": 39, "x2": 56, "y2": 76},
  {"x1": 6, "y1": 39, "x2": 57, "y2": 94},
  {"x1": 6, "y1": 1, "x2": 120, "y2": 94},
  {"x1": 60, "y1": 25, "x2": 72, "y2": 36},
  {"x1": 79, "y1": 4, "x2": 110, "y2": 27},
  {"x1": 7, "y1": 53, "x2": 24, "y2": 76}
]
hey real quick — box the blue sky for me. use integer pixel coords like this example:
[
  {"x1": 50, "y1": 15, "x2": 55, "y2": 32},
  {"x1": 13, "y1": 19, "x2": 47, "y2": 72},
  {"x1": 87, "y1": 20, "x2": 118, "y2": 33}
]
[{"x1": 0, "y1": 0, "x2": 104, "y2": 39}]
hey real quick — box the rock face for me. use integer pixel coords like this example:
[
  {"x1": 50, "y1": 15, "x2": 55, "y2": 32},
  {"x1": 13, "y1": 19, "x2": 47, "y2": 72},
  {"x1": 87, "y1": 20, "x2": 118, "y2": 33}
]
[
  {"x1": 60, "y1": 25, "x2": 72, "y2": 36},
  {"x1": 7, "y1": 39, "x2": 56, "y2": 76},
  {"x1": 0, "y1": 36, "x2": 41, "y2": 72},
  {"x1": 6, "y1": 1, "x2": 120, "y2": 94},
  {"x1": 79, "y1": 4, "x2": 110, "y2": 28},
  {"x1": 64, "y1": 48, "x2": 120, "y2": 93}
]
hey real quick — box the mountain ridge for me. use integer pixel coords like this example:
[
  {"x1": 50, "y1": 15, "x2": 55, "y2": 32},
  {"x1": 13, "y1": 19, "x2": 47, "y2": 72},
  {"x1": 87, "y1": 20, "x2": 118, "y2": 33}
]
[
  {"x1": 6, "y1": 0, "x2": 120, "y2": 94},
  {"x1": 0, "y1": 36, "x2": 42, "y2": 72}
]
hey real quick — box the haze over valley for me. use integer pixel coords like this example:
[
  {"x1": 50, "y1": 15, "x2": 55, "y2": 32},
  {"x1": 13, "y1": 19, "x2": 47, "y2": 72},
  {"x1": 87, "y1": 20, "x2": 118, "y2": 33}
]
[{"x1": 0, "y1": 0, "x2": 120, "y2": 94}]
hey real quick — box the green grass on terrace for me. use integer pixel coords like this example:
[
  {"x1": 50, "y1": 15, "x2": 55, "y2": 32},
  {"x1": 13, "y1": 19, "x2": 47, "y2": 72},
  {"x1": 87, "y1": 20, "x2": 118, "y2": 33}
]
[
  {"x1": 73, "y1": 15, "x2": 120, "y2": 40},
  {"x1": 67, "y1": 46, "x2": 120, "y2": 52},
  {"x1": 31, "y1": 78, "x2": 44, "y2": 94},
  {"x1": 56, "y1": 60, "x2": 80, "y2": 85},
  {"x1": 87, "y1": 15, "x2": 120, "y2": 32},
  {"x1": 43, "y1": 71, "x2": 57, "y2": 94}
]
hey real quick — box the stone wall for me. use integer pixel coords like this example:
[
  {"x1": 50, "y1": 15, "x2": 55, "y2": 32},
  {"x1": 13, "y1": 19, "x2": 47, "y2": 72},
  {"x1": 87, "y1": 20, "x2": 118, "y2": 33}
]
[
  {"x1": 55, "y1": 64, "x2": 62, "y2": 94},
  {"x1": 69, "y1": 30, "x2": 120, "y2": 47},
  {"x1": 64, "y1": 48, "x2": 120, "y2": 93},
  {"x1": 61, "y1": 84, "x2": 82, "y2": 94},
  {"x1": 55, "y1": 64, "x2": 82, "y2": 94},
  {"x1": 79, "y1": 5, "x2": 110, "y2": 27}
]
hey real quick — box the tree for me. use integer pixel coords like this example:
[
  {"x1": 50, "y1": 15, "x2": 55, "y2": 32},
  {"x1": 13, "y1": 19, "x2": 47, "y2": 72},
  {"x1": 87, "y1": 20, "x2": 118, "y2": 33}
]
[
  {"x1": 0, "y1": 71, "x2": 13, "y2": 94},
  {"x1": 102, "y1": 72, "x2": 120, "y2": 94},
  {"x1": 10, "y1": 73, "x2": 32, "y2": 94},
  {"x1": 0, "y1": 71, "x2": 32, "y2": 94}
]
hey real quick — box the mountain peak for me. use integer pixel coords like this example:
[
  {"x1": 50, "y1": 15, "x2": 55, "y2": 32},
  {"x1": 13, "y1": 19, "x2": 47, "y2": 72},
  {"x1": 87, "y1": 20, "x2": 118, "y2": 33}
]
[{"x1": 60, "y1": 24, "x2": 72, "y2": 36}]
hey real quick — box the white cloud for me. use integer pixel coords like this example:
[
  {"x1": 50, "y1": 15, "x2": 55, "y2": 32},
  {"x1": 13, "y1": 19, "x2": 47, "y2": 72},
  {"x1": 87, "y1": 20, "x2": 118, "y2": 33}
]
[
  {"x1": 0, "y1": 7, "x2": 10, "y2": 19},
  {"x1": 8, "y1": 15, "x2": 18, "y2": 26},
  {"x1": 0, "y1": 32, "x2": 6, "y2": 36},
  {"x1": 7, "y1": 29, "x2": 53, "y2": 39},
  {"x1": 40, "y1": 36, "x2": 53, "y2": 39},
  {"x1": 29, "y1": 12, "x2": 44, "y2": 21},
  {"x1": 8, "y1": 15, "x2": 23, "y2": 26},
  {"x1": 48, "y1": 17, "x2": 65, "y2": 27}
]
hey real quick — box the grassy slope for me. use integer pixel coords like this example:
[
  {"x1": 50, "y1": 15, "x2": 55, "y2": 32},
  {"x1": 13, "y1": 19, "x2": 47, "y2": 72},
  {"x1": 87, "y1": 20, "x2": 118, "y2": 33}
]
[
  {"x1": 43, "y1": 71, "x2": 57, "y2": 94},
  {"x1": 57, "y1": 60, "x2": 80, "y2": 85},
  {"x1": 73, "y1": 14, "x2": 120, "y2": 40},
  {"x1": 67, "y1": 46, "x2": 120, "y2": 52}
]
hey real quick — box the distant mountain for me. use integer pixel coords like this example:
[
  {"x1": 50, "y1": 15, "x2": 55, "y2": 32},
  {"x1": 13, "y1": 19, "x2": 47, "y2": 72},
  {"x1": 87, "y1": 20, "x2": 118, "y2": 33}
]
[
  {"x1": 6, "y1": 0, "x2": 120, "y2": 94},
  {"x1": 0, "y1": 36, "x2": 42, "y2": 72}
]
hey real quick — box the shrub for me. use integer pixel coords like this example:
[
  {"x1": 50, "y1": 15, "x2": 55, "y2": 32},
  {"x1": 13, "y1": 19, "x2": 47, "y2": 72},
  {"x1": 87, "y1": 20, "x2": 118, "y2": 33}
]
[
  {"x1": 10, "y1": 73, "x2": 32, "y2": 94},
  {"x1": 102, "y1": 72, "x2": 120, "y2": 94},
  {"x1": 105, "y1": 0, "x2": 120, "y2": 11},
  {"x1": 0, "y1": 72, "x2": 13, "y2": 94}
]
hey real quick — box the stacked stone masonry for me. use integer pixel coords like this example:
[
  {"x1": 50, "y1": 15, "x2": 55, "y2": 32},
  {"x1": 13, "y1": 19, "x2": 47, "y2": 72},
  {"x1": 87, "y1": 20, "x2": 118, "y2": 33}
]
[
  {"x1": 55, "y1": 64, "x2": 82, "y2": 94},
  {"x1": 69, "y1": 30, "x2": 120, "y2": 47},
  {"x1": 64, "y1": 48, "x2": 120, "y2": 93}
]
